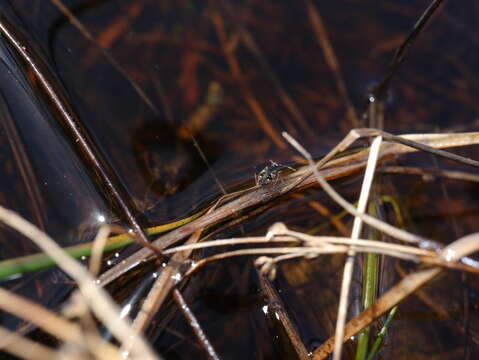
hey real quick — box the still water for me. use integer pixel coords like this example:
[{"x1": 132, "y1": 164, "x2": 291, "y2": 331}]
[{"x1": 0, "y1": 1, "x2": 479, "y2": 359}]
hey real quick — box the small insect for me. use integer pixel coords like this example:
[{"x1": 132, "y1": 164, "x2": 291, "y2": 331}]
[{"x1": 255, "y1": 160, "x2": 295, "y2": 186}]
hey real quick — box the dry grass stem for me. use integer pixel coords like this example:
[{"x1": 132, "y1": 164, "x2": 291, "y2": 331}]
[
  {"x1": 172, "y1": 288, "x2": 220, "y2": 360},
  {"x1": 1, "y1": 127, "x2": 476, "y2": 359},
  {"x1": 379, "y1": 165, "x2": 479, "y2": 183},
  {"x1": 161, "y1": 235, "x2": 433, "y2": 258},
  {"x1": 0, "y1": 326, "x2": 58, "y2": 360},
  {"x1": 98, "y1": 130, "x2": 479, "y2": 288},
  {"x1": 281, "y1": 130, "x2": 479, "y2": 358},
  {"x1": 131, "y1": 205, "x2": 218, "y2": 337},
  {"x1": 283, "y1": 131, "x2": 433, "y2": 247},
  {"x1": 89, "y1": 225, "x2": 111, "y2": 276},
  {"x1": 0, "y1": 206, "x2": 158, "y2": 360},
  {"x1": 0, "y1": 287, "x2": 82, "y2": 345},
  {"x1": 312, "y1": 233, "x2": 479, "y2": 359},
  {"x1": 179, "y1": 244, "x2": 478, "y2": 281},
  {"x1": 0, "y1": 288, "x2": 122, "y2": 359},
  {"x1": 3, "y1": 3, "x2": 477, "y2": 359},
  {"x1": 332, "y1": 136, "x2": 382, "y2": 360},
  {"x1": 131, "y1": 232, "x2": 199, "y2": 334}
]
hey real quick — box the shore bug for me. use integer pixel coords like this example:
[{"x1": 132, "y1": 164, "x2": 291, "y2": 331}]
[{"x1": 255, "y1": 160, "x2": 295, "y2": 186}]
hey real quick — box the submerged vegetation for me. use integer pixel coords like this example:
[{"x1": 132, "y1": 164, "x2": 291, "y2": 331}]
[{"x1": 0, "y1": 0, "x2": 479, "y2": 359}]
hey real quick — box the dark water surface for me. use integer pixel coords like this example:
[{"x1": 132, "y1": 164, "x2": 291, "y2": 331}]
[{"x1": 1, "y1": 1, "x2": 479, "y2": 359}]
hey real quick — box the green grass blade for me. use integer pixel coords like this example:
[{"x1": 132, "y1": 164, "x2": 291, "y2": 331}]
[
  {"x1": 366, "y1": 306, "x2": 398, "y2": 360},
  {"x1": 0, "y1": 210, "x2": 204, "y2": 280},
  {"x1": 355, "y1": 202, "x2": 380, "y2": 360}
]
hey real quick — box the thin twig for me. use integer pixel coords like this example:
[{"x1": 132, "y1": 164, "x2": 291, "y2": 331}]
[
  {"x1": 0, "y1": 326, "x2": 57, "y2": 360},
  {"x1": 258, "y1": 273, "x2": 309, "y2": 359},
  {"x1": 371, "y1": 0, "x2": 444, "y2": 100},
  {"x1": 172, "y1": 288, "x2": 220, "y2": 360}
]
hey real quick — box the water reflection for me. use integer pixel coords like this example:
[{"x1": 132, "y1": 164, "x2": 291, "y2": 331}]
[{"x1": 0, "y1": 7, "x2": 111, "y2": 330}]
